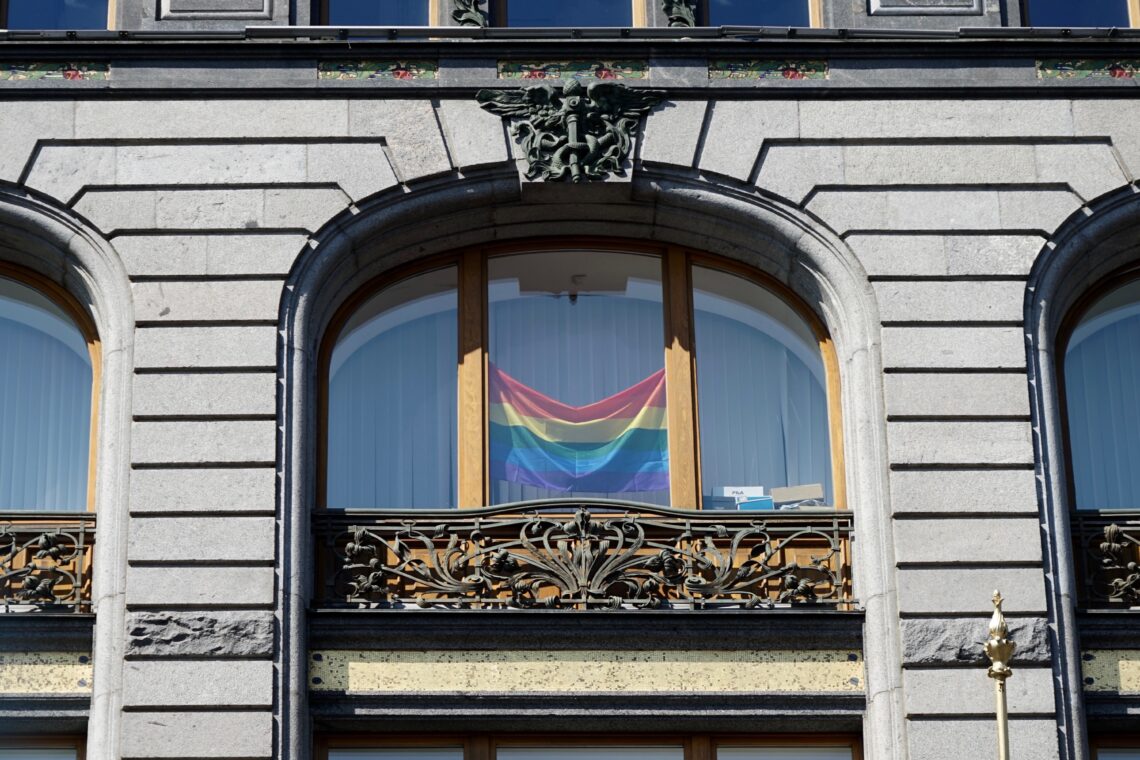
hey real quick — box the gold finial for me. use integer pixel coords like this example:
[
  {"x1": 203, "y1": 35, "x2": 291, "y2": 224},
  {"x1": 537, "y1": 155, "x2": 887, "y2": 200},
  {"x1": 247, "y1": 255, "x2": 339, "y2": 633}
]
[{"x1": 985, "y1": 589, "x2": 1015, "y2": 680}]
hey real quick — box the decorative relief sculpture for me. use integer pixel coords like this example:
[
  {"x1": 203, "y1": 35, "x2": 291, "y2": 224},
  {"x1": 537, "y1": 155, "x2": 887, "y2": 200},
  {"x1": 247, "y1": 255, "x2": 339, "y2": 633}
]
[
  {"x1": 452, "y1": 0, "x2": 489, "y2": 27},
  {"x1": 318, "y1": 503, "x2": 852, "y2": 610},
  {"x1": 476, "y1": 80, "x2": 665, "y2": 182},
  {"x1": 662, "y1": 0, "x2": 697, "y2": 27}
]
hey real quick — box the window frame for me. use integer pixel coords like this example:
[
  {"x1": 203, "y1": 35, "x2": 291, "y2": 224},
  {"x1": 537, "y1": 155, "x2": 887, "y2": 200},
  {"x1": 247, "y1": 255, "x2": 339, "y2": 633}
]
[
  {"x1": 0, "y1": 261, "x2": 101, "y2": 513},
  {"x1": 316, "y1": 0, "x2": 442, "y2": 25},
  {"x1": 318, "y1": 240, "x2": 846, "y2": 511},
  {"x1": 488, "y1": 0, "x2": 646, "y2": 27},
  {"x1": 698, "y1": 0, "x2": 823, "y2": 28},
  {"x1": 1091, "y1": 737, "x2": 1140, "y2": 758},
  {"x1": 317, "y1": 734, "x2": 864, "y2": 760},
  {"x1": 0, "y1": 736, "x2": 86, "y2": 759},
  {"x1": 1055, "y1": 261, "x2": 1140, "y2": 512}
]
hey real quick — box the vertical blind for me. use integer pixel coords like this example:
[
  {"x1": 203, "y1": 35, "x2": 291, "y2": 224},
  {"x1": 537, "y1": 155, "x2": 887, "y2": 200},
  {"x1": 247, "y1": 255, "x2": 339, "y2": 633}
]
[{"x1": 0, "y1": 276, "x2": 92, "y2": 511}]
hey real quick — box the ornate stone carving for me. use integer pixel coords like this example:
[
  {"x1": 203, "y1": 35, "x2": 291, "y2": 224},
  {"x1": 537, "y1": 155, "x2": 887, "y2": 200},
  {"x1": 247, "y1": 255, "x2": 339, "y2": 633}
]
[
  {"x1": 662, "y1": 0, "x2": 697, "y2": 27},
  {"x1": 452, "y1": 0, "x2": 488, "y2": 27},
  {"x1": 476, "y1": 80, "x2": 665, "y2": 182},
  {"x1": 316, "y1": 503, "x2": 853, "y2": 610}
]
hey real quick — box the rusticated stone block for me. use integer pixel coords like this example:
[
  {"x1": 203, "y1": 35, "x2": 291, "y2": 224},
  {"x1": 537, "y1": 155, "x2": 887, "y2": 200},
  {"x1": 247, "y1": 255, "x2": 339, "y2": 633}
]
[
  {"x1": 126, "y1": 611, "x2": 274, "y2": 657},
  {"x1": 901, "y1": 617, "x2": 1050, "y2": 666}
]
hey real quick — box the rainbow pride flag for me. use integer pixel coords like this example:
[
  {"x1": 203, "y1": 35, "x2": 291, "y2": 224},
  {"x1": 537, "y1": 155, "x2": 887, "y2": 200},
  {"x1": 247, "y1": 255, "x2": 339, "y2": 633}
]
[{"x1": 489, "y1": 364, "x2": 670, "y2": 494}]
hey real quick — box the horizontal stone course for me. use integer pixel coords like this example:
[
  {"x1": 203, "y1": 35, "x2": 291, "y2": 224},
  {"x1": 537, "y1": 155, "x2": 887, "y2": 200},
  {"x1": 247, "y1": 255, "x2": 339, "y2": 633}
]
[
  {"x1": 874, "y1": 280, "x2": 1025, "y2": 322},
  {"x1": 126, "y1": 566, "x2": 274, "y2": 607},
  {"x1": 893, "y1": 517, "x2": 1042, "y2": 564},
  {"x1": 123, "y1": 660, "x2": 273, "y2": 707},
  {"x1": 132, "y1": 420, "x2": 276, "y2": 464},
  {"x1": 698, "y1": 100, "x2": 799, "y2": 181},
  {"x1": 889, "y1": 469, "x2": 1038, "y2": 514},
  {"x1": 907, "y1": 717, "x2": 1060, "y2": 760},
  {"x1": 799, "y1": 99, "x2": 1074, "y2": 139},
  {"x1": 887, "y1": 421, "x2": 1034, "y2": 465},
  {"x1": 134, "y1": 325, "x2": 277, "y2": 368},
  {"x1": 129, "y1": 467, "x2": 276, "y2": 513},
  {"x1": 901, "y1": 617, "x2": 1050, "y2": 666},
  {"x1": 884, "y1": 373, "x2": 1030, "y2": 417},
  {"x1": 881, "y1": 326, "x2": 1026, "y2": 369},
  {"x1": 75, "y1": 99, "x2": 350, "y2": 139},
  {"x1": 905, "y1": 667, "x2": 1055, "y2": 715},
  {"x1": 128, "y1": 516, "x2": 275, "y2": 562},
  {"x1": 114, "y1": 233, "x2": 307, "y2": 277},
  {"x1": 847, "y1": 233, "x2": 1044, "y2": 277},
  {"x1": 898, "y1": 567, "x2": 1047, "y2": 613},
  {"x1": 133, "y1": 372, "x2": 276, "y2": 418},
  {"x1": 120, "y1": 710, "x2": 273, "y2": 759},
  {"x1": 132, "y1": 280, "x2": 283, "y2": 322}
]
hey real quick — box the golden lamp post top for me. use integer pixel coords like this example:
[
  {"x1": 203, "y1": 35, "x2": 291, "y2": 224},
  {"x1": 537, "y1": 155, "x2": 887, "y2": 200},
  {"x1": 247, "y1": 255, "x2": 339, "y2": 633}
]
[{"x1": 984, "y1": 590, "x2": 1015, "y2": 760}]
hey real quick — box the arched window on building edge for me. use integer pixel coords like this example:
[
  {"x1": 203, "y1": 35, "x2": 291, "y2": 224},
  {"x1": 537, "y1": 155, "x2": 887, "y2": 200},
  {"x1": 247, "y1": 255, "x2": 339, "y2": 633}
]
[
  {"x1": 0, "y1": 262, "x2": 99, "y2": 614},
  {"x1": 320, "y1": 243, "x2": 845, "y2": 511},
  {"x1": 1061, "y1": 263, "x2": 1140, "y2": 609}
]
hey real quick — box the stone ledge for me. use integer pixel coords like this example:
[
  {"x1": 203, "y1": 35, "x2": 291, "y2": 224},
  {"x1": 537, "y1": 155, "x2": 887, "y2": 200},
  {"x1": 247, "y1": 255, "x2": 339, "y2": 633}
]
[{"x1": 0, "y1": 614, "x2": 93, "y2": 652}]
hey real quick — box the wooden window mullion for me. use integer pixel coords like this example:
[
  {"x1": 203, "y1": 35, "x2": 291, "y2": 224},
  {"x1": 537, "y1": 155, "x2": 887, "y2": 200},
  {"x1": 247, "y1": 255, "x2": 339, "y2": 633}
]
[
  {"x1": 457, "y1": 249, "x2": 488, "y2": 508},
  {"x1": 663, "y1": 246, "x2": 700, "y2": 509}
]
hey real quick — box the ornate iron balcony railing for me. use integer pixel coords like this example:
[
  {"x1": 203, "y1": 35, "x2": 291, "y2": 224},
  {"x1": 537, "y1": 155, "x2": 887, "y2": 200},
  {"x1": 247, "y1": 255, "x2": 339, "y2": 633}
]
[
  {"x1": 0, "y1": 512, "x2": 95, "y2": 613},
  {"x1": 1074, "y1": 510, "x2": 1140, "y2": 608},
  {"x1": 313, "y1": 501, "x2": 854, "y2": 610}
]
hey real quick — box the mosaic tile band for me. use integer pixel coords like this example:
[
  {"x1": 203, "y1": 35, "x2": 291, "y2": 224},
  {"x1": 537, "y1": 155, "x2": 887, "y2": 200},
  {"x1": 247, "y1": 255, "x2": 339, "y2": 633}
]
[
  {"x1": 709, "y1": 60, "x2": 829, "y2": 80},
  {"x1": 0, "y1": 63, "x2": 109, "y2": 81},
  {"x1": 498, "y1": 60, "x2": 648, "y2": 80},
  {"x1": 1037, "y1": 59, "x2": 1140, "y2": 79},
  {"x1": 318, "y1": 60, "x2": 440, "y2": 81}
]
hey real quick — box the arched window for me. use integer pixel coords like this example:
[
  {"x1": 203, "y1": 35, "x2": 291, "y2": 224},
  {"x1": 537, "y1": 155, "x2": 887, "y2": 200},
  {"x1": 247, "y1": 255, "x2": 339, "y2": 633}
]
[
  {"x1": 0, "y1": 266, "x2": 97, "y2": 511},
  {"x1": 1061, "y1": 267, "x2": 1140, "y2": 510},
  {"x1": 322, "y1": 245, "x2": 843, "y2": 511}
]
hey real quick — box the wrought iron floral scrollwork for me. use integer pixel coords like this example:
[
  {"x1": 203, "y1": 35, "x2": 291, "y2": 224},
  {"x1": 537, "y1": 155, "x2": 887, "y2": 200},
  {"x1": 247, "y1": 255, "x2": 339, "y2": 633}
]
[
  {"x1": 662, "y1": 0, "x2": 697, "y2": 27},
  {"x1": 476, "y1": 81, "x2": 665, "y2": 183},
  {"x1": 316, "y1": 503, "x2": 852, "y2": 610},
  {"x1": 452, "y1": 0, "x2": 488, "y2": 27},
  {"x1": 1094, "y1": 523, "x2": 1140, "y2": 604},
  {"x1": 0, "y1": 514, "x2": 94, "y2": 612}
]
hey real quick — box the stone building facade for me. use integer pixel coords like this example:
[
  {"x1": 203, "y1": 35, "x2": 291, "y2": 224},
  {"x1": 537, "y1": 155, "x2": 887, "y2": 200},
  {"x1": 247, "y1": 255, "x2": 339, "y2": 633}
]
[{"x1": 2, "y1": 1, "x2": 1140, "y2": 759}]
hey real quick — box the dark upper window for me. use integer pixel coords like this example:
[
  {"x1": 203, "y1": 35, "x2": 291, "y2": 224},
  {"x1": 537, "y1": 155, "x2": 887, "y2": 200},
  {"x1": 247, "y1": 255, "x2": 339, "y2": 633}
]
[
  {"x1": 3, "y1": 0, "x2": 109, "y2": 29},
  {"x1": 705, "y1": 0, "x2": 811, "y2": 26},
  {"x1": 1024, "y1": 0, "x2": 1131, "y2": 26},
  {"x1": 1062, "y1": 271, "x2": 1140, "y2": 509},
  {"x1": 499, "y1": 0, "x2": 633, "y2": 26},
  {"x1": 324, "y1": 0, "x2": 430, "y2": 25},
  {"x1": 0, "y1": 268, "x2": 96, "y2": 511},
  {"x1": 322, "y1": 245, "x2": 842, "y2": 511}
]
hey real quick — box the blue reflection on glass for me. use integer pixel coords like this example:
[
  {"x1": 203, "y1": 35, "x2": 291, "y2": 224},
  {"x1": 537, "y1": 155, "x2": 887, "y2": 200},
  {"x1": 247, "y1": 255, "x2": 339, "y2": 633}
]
[
  {"x1": 708, "y1": 0, "x2": 809, "y2": 26},
  {"x1": 8, "y1": 0, "x2": 108, "y2": 29},
  {"x1": 508, "y1": 0, "x2": 632, "y2": 27},
  {"x1": 1026, "y1": 0, "x2": 1128, "y2": 26},
  {"x1": 327, "y1": 0, "x2": 429, "y2": 25}
]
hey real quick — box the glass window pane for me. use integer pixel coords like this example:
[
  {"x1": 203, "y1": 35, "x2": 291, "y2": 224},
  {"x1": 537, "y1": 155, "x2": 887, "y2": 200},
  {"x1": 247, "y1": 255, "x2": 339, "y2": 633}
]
[
  {"x1": 1100, "y1": 752, "x2": 1140, "y2": 760},
  {"x1": 718, "y1": 749, "x2": 853, "y2": 760},
  {"x1": 327, "y1": 267, "x2": 458, "y2": 509},
  {"x1": 692, "y1": 267, "x2": 832, "y2": 510},
  {"x1": 507, "y1": 1, "x2": 632, "y2": 27},
  {"x1": 499, "y1": 748, "x2": 684, "y2": 760},
  {"x1": 708, "y1": 0, "x2": 810, "y2": 26},
  {"x1": 1026, "y1": 0, "x2": 1129, "y2": 26},
  {"x1": 327, "y1": 0, "x2": 430, "y2": 24},
  {"x1": 0, "y1": 276, "x2": 92, "y2": 511},
  {"x1": 488, "y1": 251, "x2": 668, "y2": 505},
  {"x1": 1065, "y1": 278, "x2": 1140, "y2": 509},
  {"x1": 329, "y1": 750, "x2": 464, "y2": 760},
  {"x1": 7, "y1": 0, "x2": 108, "y2": 29},
  {"x1": 0, "y1": 752, "x2": 78, "y2": 760}
]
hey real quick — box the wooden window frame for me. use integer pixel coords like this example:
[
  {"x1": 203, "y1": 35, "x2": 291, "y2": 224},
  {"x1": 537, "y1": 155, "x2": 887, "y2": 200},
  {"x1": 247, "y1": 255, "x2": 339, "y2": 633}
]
[
  {"x1": 318, "y1": 734, "x2": 863, "y2": 760},
  {"x1": 1055, "y1": 261, "x2": 1140, "y2": 512},
  {"x1": 0, "y1": 261, "x2": 101, "y2": 513},
  {"x1": 318, "y1": 240, "x2": 846, "y2": 511},
  {"x1": 1091, "y1": 736, "x2": 1140, "y2": 757}
]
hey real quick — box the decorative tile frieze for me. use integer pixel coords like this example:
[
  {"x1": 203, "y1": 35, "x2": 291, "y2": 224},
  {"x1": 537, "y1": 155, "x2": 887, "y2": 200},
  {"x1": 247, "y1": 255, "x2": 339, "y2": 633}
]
[
  {"x1": 318, "y1": 60, "x2": 439, "y2": 81},
  {"x1": 0, "y1": 63, "x2": 109, "y2": 81},
  {"x1": 0, "y1": 652, "x2": 92, "y2": 694},
  {"x1": 498, "y1": 60, "x2": 648, "y2": 81},
  {"x1": 309, "y1": 649, "x2": 865, "y2": 693},
  {"x1": 1037, "y1": 59, "x2": 1140, "y2": 79},
  {"x1": 709, "y1": 60, "x2": 828, "y2": 80}
]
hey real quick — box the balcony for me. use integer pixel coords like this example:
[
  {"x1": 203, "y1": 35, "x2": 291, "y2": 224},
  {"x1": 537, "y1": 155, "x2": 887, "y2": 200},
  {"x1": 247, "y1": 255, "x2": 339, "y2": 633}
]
[
  {"x1": 0, "y1": 513, "x2": 95, "y2": 613},
  {"x1": 1074, "y1": 510, "x2": 1140, "y2": 609},
  {"x1": 313, "y1": 502, "x2": 854, "y2": 611}
]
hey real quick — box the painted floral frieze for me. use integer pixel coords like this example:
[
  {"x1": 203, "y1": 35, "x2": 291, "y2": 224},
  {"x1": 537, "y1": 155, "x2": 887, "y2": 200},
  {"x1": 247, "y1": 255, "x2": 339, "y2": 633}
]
[
  {"x1": 1037, "y1": 59, "x2": 1140, "y2": 79},
  {"x1": 318, "y1": 60, "x2": 439, "y2": 81},
  {"x1": 498, "y1": 60, "x2": 648, "y2": 81},
  {"x1": 709, "y1": 60, "x2": 828, "y2": 80},
  {"x1": 0, "y1": 62, "x2": 108, "y2": 81}
]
